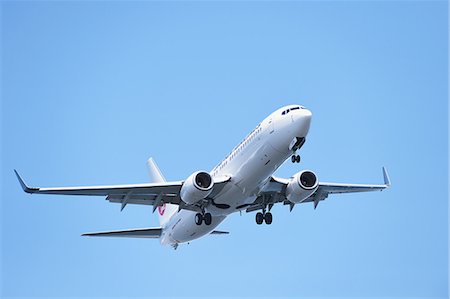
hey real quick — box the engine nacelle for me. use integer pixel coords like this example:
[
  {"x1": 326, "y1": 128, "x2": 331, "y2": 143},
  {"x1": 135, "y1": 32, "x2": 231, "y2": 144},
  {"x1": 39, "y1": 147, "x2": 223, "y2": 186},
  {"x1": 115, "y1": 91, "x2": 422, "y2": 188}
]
[
  {"x1": 180, "y1": 171, "x2": 214, "y2": 205},
  {"x1": 286, "y1": 170, "x2": 319, "y2": 203}
]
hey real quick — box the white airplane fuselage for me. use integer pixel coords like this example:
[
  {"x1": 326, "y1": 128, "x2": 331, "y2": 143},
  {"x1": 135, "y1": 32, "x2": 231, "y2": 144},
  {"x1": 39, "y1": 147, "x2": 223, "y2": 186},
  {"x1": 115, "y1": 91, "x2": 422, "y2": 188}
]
[{"x1": 160, "y1": 105, "x2": 312, "y2": 245}]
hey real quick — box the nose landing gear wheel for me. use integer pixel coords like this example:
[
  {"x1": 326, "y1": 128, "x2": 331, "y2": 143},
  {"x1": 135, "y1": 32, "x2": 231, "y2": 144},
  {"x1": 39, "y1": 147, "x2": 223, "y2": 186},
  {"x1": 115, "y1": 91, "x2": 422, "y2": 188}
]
[
  {"x1": 256, "y1": 212, "x2": 264, "y2": 225},
  {"x1": 291, "y1": 154, "x2": 301, "y2": 163}
]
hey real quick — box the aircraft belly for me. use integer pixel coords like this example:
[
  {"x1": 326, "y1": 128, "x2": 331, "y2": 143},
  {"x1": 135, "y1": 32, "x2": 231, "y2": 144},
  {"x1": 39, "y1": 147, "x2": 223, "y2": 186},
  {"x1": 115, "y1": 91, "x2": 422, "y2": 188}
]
[
  {"x1": 207, "y1": 184, "x2": 251, "y2": 215},
  {"x1": 209, "y1": 141, "x2": 290, "y2": 216},
  {"x1": 236, "y1": 142, "x2": 286, "y2": 187},
  {"x1": 161, "y1": 210, "x2": 225, "y2": 245}
]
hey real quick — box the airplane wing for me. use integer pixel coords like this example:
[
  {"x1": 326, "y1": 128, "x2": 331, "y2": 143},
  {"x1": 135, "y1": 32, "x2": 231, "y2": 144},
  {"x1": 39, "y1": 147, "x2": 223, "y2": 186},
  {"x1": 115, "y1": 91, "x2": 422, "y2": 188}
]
[
  {"x1": 246, "y1": 167, "x2": 391, "y2": 212},
  {"x1": 14, "y1": 170, "x2": 231, "y2": 212}
]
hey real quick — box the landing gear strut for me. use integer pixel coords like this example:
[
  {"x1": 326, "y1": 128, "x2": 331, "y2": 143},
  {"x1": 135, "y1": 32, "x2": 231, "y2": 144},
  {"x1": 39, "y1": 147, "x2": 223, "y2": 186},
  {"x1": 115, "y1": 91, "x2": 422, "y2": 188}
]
[
  {"x1": 290, "y1": 137, "x2": 304, "y2": 164},
  {"x1": 195, "y1": 212, "x2": 212, "y2": 225},
  {"x1": 291, "y1": 154, "x2": 300, "y2": 163}
]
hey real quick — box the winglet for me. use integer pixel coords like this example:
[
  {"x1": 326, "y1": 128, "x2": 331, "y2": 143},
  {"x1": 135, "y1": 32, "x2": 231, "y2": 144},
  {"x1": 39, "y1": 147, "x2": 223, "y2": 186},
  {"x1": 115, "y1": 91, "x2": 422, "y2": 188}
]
[
  {"x1": 382, "y1": 167, "x2": 391, "y2": 187},
  {"x1": 14, "y1": 170, "x2": 39, "y2": 193}
]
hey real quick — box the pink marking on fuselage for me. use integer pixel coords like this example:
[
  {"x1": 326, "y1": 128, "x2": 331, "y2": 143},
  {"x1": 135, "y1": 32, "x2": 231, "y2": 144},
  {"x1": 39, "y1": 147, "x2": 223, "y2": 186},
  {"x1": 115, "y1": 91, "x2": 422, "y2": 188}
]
[{"x1": 158, "y1": 204, "x2": 166, "y2": 216}]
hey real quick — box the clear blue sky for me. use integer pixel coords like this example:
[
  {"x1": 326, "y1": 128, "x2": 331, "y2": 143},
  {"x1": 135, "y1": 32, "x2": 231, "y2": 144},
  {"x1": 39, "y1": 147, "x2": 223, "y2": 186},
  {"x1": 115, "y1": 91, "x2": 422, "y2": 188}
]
[{"x1": 1, "y1": 1, "x2": 448, "y2": 298}]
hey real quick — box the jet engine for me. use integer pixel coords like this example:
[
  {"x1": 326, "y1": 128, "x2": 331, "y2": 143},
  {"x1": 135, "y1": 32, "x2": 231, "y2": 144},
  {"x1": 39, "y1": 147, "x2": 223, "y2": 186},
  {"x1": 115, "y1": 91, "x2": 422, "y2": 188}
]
[
  {"x1": 286, "y1": 170, "x2": 319, "y2": 203},
  {"x1": 180, "y1": 171, "x2": 214, "y2": 205}
]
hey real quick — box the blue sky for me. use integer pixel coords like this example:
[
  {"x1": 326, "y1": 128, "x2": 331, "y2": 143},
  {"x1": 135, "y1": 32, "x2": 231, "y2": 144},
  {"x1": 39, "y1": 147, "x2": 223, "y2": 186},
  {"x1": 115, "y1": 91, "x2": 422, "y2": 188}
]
[{"x1": 1, "y1": 1, "x2": 448, "y2": 298}]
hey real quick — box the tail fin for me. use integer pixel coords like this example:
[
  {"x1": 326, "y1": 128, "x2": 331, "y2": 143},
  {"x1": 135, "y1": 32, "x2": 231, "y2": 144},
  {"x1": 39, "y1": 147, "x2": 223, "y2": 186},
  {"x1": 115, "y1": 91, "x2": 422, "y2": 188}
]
[{"x1": 147, "y1": 158, "x2": 178, "y2": 226}]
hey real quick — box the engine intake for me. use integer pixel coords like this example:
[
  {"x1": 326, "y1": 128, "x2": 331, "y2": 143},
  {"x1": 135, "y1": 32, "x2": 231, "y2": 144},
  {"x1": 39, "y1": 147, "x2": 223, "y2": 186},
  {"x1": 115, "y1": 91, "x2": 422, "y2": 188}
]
[
  {"x1": 194, "y1": 172, "x2": 212, "y2": 190},
  {"x1": 180, "y1": 171, "x2": 214, "y2": 204},
  {"x1": 299, "y1": 171, "x2": 317, "y2": 189},
  {"x1": 286, "y1": 170, "x2": 319, "y2": 203}
]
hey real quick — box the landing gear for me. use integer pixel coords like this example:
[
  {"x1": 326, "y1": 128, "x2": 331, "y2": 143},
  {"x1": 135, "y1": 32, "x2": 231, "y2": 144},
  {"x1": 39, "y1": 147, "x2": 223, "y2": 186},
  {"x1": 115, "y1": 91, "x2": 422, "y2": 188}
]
[
  {"x1": 195, "y1": 212, "x2": 212, "y2": 226},
  {"x1": 255, "y1": 211, "x2": 273, "y2": 225},
  {"x1": 290, "y1": 137, "x2": 305, "y2": 164},
  {"x1": 256, "y1": 212, "x2": 264, "y2": 225},
  {"x1": 264, "y1": 212, "x2": 273, "y2": 224},
  {"x1": 204, "y1": 212, "x2": 212, "y2": 225},
  {"x1": 195, "y1": 213, "x2": 203, "y2": 225}
]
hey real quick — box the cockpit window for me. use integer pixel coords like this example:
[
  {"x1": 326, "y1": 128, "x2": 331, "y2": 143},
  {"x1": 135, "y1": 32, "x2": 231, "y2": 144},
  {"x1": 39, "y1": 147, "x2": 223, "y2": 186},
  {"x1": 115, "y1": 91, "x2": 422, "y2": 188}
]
[{"x1": 281, "y1": 106, "x2": 303, "y2": 115}]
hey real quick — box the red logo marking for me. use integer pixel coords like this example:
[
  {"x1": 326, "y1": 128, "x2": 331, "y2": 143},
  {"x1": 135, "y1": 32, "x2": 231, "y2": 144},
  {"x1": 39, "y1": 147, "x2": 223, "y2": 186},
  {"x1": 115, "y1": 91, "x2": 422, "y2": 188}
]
[{"x1": 158, "y1": 204, "x2": 166, "y2": 216}]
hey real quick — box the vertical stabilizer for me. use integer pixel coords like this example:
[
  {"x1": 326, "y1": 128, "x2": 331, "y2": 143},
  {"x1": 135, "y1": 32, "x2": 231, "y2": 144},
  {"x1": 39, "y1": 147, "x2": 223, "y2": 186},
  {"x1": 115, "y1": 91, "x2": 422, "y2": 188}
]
[
  {"x1": 147, "y1": 158, "x2": 178, "y2": 226},
  {"x1": 147, "y1": 157, "x2": 166, "y2": 183}
]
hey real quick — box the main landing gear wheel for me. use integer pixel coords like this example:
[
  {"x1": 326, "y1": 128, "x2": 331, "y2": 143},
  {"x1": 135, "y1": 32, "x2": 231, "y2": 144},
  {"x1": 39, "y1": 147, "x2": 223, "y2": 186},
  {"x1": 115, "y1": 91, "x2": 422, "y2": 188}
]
[
  {"x1": 291, "y1": 155, "x2": 300, "y2": 163},
  {"x1": 255, "y1": 211, "x2": 273, "y2": 225},
  {"x1": 195, "y1": 212, "x2": 212, "y2": 226},
  {"x1": 195, "y1": 213, "x2": 203, "y2": 225},
  {"x1": 256, "y1": 212, "x2": 264, "y2": 225},
  {"x1": 264, "y1": 212, "x2": 273, "y2": 225},
  {"x1": 204, "y1": 213, "x2": 212, "y2": 225}
]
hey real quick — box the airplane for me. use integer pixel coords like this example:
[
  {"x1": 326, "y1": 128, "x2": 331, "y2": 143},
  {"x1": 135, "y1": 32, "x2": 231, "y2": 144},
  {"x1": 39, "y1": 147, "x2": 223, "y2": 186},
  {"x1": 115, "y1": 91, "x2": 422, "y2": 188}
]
[{"x1": 15, "y1": 105, "x2": 391, "y2": 249}]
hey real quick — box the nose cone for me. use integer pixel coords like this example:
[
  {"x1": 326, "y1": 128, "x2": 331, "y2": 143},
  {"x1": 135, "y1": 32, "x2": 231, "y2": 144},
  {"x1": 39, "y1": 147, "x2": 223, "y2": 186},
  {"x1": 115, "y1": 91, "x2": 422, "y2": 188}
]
[
  {"x1": 294, "y1": 108, "x2": 312, "y2": 137},
  {"x1": 301, "y1": 108, "x2": 312, "y2": 119}
]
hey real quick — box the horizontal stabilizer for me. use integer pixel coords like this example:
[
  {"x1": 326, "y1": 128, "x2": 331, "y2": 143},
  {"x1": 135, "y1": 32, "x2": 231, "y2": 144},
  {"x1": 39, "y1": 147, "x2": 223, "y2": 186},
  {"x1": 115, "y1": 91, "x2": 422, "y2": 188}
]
[
  {"x1": 82, "y1": 227, "x2": 162, "y2": 238},
  {"x1": 210, "y1": 230, "x2": 229, "y2": 235}
]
